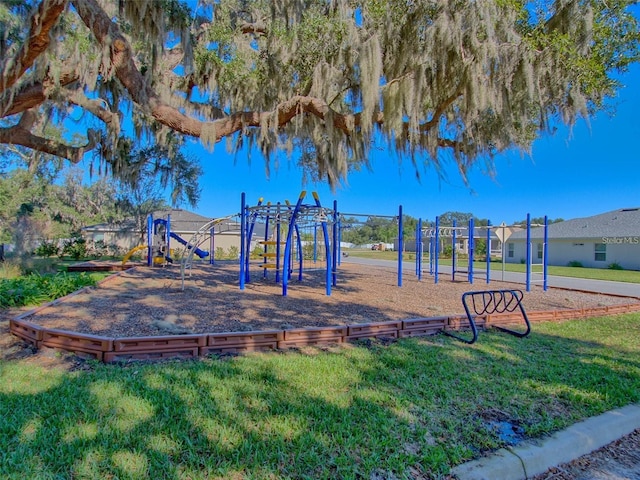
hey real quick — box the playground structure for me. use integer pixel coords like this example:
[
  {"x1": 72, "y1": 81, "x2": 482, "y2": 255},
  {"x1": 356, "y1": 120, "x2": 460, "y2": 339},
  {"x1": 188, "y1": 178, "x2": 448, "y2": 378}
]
[
  {"x1": 178, "y1": 214, "x2": 242, "y2": 287},
  {"x1": 178, "y1": 191, "x2": 404, "y2": 296},
  {"x1": 161, "y1": 191, "x2": 549, "y2": 297},
  {"x1": 121, "y1": 245, "x2": 147, "y2": 266},
  {"x1": 239, "y1": 191, "x2": 338, "y2": 296},
  {"x1": 416, "y1": 215, "x2": 549, "y2": 292},
  {"x1": 337, "y1": 206, "x2": 405, "y2": 287},
  {"x1": 144, "y1": 213, "x2": 211, "y2": 266},
  {"x1": 151, "y1": 215, "x2": 209, "y2": 265}
]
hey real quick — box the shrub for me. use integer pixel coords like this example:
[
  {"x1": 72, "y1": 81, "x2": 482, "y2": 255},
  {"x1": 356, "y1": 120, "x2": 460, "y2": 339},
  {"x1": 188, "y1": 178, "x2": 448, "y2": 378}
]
[
  {"x1": 302, "y1": 243, "x2": 315, "y2": 260},
  {"x1": 61, "y1": 237, "x2": 87, "y2": 260},
  {"x1": 214, "y1": 247, "x2": 225, "y2": 260},
  {"x1": 34, "y1": 240, "x2": 60, "y2": 258},
  {"x1": 87, "y1": 240, "x2": 115, "y2": 259},
  {"x1": 608, "y1": 262, "x2": 624, "y2": 270},
  {"x1": 250, "y1": 245, "x2": 264, "y2": 260},
  {"x1": 0, "y1": 271, "x2": 96, "y2": 308},
  {"x1": 567, "y1": 260, "x2": 584, "y2": 268},
  {"x1": 0, "y1": 261, "x2": 22, "y2": 280},
  {"x1": 227, "y1": 246, "x2": 239, "y2": 260}
]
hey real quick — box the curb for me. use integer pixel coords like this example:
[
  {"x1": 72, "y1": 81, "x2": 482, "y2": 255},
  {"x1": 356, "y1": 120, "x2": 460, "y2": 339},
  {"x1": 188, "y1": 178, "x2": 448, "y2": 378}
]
[{"x1": 451, "y1": 404, "x2": 640, "y2": 480}]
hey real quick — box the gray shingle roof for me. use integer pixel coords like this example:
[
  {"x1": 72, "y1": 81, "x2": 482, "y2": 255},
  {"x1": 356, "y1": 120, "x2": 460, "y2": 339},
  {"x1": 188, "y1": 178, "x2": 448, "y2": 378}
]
[
  {"x1": 509, "y1": 208, "x2": 640, "y2": 240},
  {"x1": 153, "y1": 209, "x2": 212, "y2": 233}
]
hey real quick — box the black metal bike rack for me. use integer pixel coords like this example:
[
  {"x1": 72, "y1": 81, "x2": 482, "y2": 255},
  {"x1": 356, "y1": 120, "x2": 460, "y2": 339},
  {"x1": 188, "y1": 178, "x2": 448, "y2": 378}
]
[{"x1": 445, "y1": 289, "x2": 531, "y2": 344}]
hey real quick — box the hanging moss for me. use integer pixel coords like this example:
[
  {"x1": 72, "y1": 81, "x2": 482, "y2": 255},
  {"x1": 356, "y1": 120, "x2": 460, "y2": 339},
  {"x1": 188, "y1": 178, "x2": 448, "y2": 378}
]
[{"x1": 1, "y1": 0, "x2": 638, "y2": 189}]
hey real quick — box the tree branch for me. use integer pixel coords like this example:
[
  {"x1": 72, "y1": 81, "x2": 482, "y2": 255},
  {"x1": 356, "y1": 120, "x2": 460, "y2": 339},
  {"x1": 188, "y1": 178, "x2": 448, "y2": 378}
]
[
  {"x1": 70, "y1": 0, "x2": 463, "y2": 153},
  {"x1": 0, "y1": 0, "x2": 68, "y2": 94},
  {"x1": 0, "y1": 70, "x2": 78, "y2": 118},
  {"x1": 240, "y1": 22, "x2": 267, "y2": 36},
  {"x1": 62, "y1": 87, "x2": 120, "y2": 131},
  {"x1": 0, "y1": 113, "x2": 98, "y2": 163},
  {"x1": 421, "y1": 86, "x2": 464, "y2": 132}
]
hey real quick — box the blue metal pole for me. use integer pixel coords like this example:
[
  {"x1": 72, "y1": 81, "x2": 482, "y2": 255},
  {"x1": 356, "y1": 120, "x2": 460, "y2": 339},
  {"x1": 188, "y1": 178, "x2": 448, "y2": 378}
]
[
  {"x1": 166, "y1": 214, "x2": 171, "y2": 260},
  {"x1": 397, "y1": 205, "x2": 403, "y2": 287},
  {"x1": 337, "y1": 213, "x2": 342, "y2": 266},
  {"x1": 417, "y1": 218, "x2": 422, "y2": 279},
  {"x1": 435, "y1": 216, "x2": 440, "y2": 284},
  {"x1": 146, "y1": 214, "x2": 153, "y2": 266},
  {"x1": 239, "y1": 193, "x2": 246, "y2": 290},
  {"x1": 486, "y1": 220, "x2": 491, "y2": 284},
  {"x1": 543, "y1": 215, "x2": 549, "y2": 291},
  {"x1": 429, "y1": 224, "x2": 434, "y2": 276},
  {"x1": 282, "y1": 193, "x2": 306, "y2": 296},
  {"x1": 275, "y1": 203, "x2": 282, "y2": 284},
  {"x1": 263, "y1": 207, "x2": 270, "y2": 279},
  {"x1": 526, "y1": 213, "x2": 531, "y2": 292},
  {"x1": 294, "y1": 223, "x2": 302, "y2": 281},
  {"x1": 244, "y1": 198, "x2": 263, "y2": 284},
  {"x1": 452, "y1": 219, "x2": 457, "y2": 282},
  {"x1": 468, "y1": 218, "x2": 474, "y2": 284},
  {"x1": 310, "y1": 192, "x2": 332, "y2": 295},
  {"x1": 331, "y1": 200, "x2": 340, "y2": 287}
]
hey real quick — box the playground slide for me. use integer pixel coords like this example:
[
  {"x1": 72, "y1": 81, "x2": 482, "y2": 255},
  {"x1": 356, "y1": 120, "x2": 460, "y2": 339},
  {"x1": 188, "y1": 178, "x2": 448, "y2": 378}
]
[
  {"x1": 169, "y1": 232, "x2": 209, "y2": 258},
  {"x1": 122, "y1": 245, "x2": 147, "y2": 265}
]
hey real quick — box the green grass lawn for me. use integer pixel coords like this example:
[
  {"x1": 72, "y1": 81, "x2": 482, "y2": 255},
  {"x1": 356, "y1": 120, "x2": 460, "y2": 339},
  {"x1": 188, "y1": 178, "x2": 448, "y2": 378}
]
[
  {"x1": 1, "y1": 314, "x2": 639, "y2": 479},
  {"x1": 348, "y1": 250, "x2": 640, "y2": 283}
]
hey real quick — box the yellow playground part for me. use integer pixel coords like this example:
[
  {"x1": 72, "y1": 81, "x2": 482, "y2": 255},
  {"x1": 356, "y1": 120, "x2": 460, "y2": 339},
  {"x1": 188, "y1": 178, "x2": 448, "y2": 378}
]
[{"x1": 122, "y1": 245, "x2": 147, "y2": 265}]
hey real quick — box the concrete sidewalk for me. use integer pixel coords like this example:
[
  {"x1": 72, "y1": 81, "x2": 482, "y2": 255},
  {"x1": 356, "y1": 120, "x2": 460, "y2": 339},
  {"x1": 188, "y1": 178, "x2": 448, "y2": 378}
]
[
  {"x1": 451, "y1": 404, "x2": 640, "y2": 480},
  {"x1": 342, "y1": 256, "x2": 640, "y2": 298}
]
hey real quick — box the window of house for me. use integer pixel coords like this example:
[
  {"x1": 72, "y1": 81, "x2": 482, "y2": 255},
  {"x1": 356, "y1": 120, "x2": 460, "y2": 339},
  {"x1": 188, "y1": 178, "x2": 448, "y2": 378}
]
[
  {"x1": 507, "y1": 243, "x2": 514, "y2": 258},
  {"x1": 594, "y1": 243, "x2": 606, "y2": 262},
  {"x1": 537, "y1": 243, "x2": 543, "y2": 260}
]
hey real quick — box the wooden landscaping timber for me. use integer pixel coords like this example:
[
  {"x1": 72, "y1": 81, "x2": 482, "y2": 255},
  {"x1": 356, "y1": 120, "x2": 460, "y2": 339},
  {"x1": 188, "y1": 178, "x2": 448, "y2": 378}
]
[
  {"x1": 104, "y1": 347, "x2": 200, "y2": 363},
  {"x1": 606, "y1": 304, "x2": 634, "y2": 315},
  {"x1": 41, "y1": 329, "x2": 113, "y2": 352},
  {"x1": 208, "y1": 330, "x2": 283, "y2": 347},
  {"x1": 582, "y1": 306, "x2": 610, "y2": 318},
  {"x1": 283, "y1": 326, "x2": 347, "y2": 341},
  {"x1": 399, "y1": 316, "x2": 446, "y2": 337},
  {"x1": 553, "y1": 310, "x2": 582, "y2": 320},
  {"x1": 446, "y1": 314, "x2": 471, "y2": 330},
  {"x1": 9, "y1": 318, "x2": 43, "y2": 344},
  {"x1": 113, "y1": 334, "x2": 206, "y2": 352},
  {"x1": 346, "y1": 331, "x2": 399, "y2": 342},
  {"x1": 399, "y1": 328, "x2": 439, "y2": 338},
  {"x1": 486, "y1": 312, "x2": 523, "y2": 326},
  {"x1": 347, "y1": 320, "x2": 401, "y2": 337},
  {"x1": 200, "y1": 342, "x2": 278, "y2": 355},
  {"x1": 525, "y1": 311, "x2": 555, "y2": 322},
  {"x1": 402, "y1": 317, "x2": 447, "y2": 331},
  {"x1": 278, "y1": 337, "x2": 344, "y2": 349}
]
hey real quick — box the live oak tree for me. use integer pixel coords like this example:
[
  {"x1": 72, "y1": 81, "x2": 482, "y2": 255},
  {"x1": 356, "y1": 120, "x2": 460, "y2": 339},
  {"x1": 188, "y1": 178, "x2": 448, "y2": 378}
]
[{"x1": 1, "y1": 0, "x2": 638, "y2": 189}]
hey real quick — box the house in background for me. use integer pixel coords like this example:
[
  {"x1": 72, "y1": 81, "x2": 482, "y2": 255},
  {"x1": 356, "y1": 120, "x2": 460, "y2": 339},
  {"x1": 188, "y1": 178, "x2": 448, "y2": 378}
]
[
  {"x1": 82, "y1": 209, "x2": 246, "y2": 255},
  {"x1": 505, "y1": 208, "x2": 640, "y2": 270}
]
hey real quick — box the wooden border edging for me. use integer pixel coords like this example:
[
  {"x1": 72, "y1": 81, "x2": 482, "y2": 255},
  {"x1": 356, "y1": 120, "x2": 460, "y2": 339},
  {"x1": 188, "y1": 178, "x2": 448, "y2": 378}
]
[{"x1": 9, "y1": 301, "x2": 640, "y2": 363}]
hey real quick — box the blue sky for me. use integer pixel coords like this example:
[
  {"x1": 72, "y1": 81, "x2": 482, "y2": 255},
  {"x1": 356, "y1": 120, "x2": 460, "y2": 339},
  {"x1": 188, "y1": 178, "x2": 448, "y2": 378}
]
[{"x1": 187, "y1": 63, "x2": 640, "y2": 225}]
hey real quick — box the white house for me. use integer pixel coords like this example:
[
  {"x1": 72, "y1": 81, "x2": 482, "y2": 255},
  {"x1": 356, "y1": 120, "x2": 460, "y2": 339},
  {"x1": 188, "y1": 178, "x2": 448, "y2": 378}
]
[{"x1": 506, "y1": 208, "x2": 640, "y2": 270}]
